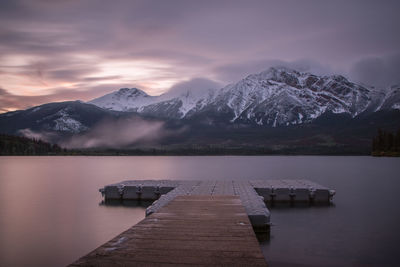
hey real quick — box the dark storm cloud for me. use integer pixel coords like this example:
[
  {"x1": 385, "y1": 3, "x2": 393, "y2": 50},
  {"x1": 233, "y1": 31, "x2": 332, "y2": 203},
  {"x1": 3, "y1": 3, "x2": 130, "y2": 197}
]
[
  {"x1": 214, "y1": 59, "x2": 335, "y2": 83},
  {"x1": 166, "y1": 78, "x2": 223, "y2": 97},
  {"x1": 0, "y1": 0, "x2": 400, "y2": 112},
  {"x1": 349, "y1": 54, "x2": 400, "y2": 88},
  {"x1": 2, "y1": 0, "x2": 400, "y2": 59}
]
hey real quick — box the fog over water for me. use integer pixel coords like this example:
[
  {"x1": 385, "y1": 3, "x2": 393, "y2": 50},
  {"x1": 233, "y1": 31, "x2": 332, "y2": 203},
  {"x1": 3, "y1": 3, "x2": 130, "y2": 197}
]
[{"x1": 0, "y1": 156, "x2": 399, "y2": 266}]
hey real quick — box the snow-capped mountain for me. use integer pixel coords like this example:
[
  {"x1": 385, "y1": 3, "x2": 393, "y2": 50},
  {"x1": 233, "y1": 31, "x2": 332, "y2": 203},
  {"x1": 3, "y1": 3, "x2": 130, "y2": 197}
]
[
  {"x1": 89, "y1": 86, "x2": 217, "y2": 119},
  {"x1": 378, "y1": 85, "x2": 400, "y2": 110},
  {"x1": 89, "y1": 67, "x2": 398, "y2": 126},
  {"x1": 1, "y1": 67, "x2": 400, "y2": 152},
  {"x1": 89, "y1": 87, "x2": 157, "y2": 112}
]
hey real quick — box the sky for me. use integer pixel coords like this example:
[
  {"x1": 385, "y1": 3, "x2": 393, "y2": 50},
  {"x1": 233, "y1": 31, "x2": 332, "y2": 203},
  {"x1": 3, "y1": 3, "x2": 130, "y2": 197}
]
[{"x1": 0, "y1": 0, "x2": 400, "y2": 113}]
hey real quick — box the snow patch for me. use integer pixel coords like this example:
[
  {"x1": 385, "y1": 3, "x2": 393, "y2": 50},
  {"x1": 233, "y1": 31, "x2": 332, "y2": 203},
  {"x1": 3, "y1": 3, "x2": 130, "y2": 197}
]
[
  {"x1": 30, "y1": 107, "x2": 41, "y2": 112},
  {"x1": 52, "y1": 108, "x2": 88, "y2": 133},
  {"x1": 87, "y1": 68, "x2": 378, "y2": 126},
  {"x1": 392, "y1": 103, "x2": 400, "y2": 110},
  {"x1": 331, "y1": 107, "x2": 346, "y2": 114},
  {"x1": 89, "y1": 88, "x2": 157, "y2": 112},
  {"x1": 54, "y1": 117, "x2": 88, "y2": 133}
]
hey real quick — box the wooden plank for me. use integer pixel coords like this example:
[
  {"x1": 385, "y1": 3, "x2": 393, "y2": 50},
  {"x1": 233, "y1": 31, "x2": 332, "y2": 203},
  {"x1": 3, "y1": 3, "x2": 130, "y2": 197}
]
[{"x1": 70, "y1": 195, "x2": 267, "y2": 266}]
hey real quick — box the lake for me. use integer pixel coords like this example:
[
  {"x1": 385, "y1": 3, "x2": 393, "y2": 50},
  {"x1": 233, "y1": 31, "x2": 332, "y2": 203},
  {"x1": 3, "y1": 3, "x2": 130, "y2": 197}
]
[{"x1": 0, "y1": 156, "x2": 399, "y2": 266}]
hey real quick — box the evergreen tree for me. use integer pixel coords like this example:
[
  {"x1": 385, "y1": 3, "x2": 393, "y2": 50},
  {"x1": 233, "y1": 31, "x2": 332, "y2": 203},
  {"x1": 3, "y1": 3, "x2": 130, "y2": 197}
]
[
  {"x1": 395, "y1": 129, "x2": 400, "y2": 152},
  {"x1": 372, "y1": 128, "x2": 400, "y2": 156},
  {"x1": 0, "y1": 134, "x2": 64, "y2": 155}
]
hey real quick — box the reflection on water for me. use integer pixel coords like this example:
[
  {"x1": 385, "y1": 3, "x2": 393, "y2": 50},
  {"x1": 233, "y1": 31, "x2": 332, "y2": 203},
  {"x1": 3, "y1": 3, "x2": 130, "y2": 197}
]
[
  {"x1": 256, "y1": 202, "x2": 335, "y2": 243},
  {"x1": 100, "y1": 199, "x2": 153, "y2": 208},
  {"x1": 0, "y1": 156, "x2": 399, "y2": 267}
]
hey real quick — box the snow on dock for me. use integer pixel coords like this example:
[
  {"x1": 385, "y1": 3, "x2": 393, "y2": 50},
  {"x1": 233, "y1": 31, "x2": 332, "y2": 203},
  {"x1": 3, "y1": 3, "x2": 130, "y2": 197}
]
[
  {"x1": 70, "y1": 195, "x2": 267, "y2": 266},
  {"x1": 100, "y1": 179, "x2": 335, "y2": 231},
  {"x1": 70, "y1": 179, "x2": 334, "y2": 266}
]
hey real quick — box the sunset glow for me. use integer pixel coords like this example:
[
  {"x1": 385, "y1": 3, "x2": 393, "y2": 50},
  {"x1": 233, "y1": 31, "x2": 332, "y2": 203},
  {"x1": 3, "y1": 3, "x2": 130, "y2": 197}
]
[{"x1": 0, "y1": 0, "x2": 399, "y2": 112}]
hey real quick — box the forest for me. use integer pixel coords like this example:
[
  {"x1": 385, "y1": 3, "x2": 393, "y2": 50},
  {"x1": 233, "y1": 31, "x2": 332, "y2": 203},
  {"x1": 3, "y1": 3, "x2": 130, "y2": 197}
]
[
  {"x1": 0, "y1": 134, "x2": 64, "y2": 155},
  {"x1": 1, "y1": 130, "x2": 399, "y2": 156},
  {"x1": 372, "y1": 129, "x2": 400, "y2": 156}
]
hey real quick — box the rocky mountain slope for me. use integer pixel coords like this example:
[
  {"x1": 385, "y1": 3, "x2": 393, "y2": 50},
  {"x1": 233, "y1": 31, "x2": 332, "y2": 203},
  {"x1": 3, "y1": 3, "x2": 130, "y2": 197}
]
[
  {"x1": 89, "y1": 67, "x2": 397, "y2": 126},
  {"x1": 0, "y1": 101, "x2": 113, "y2": 136},
  {"x1": 1, "y1": 67, "x2": 399, "y2": 153}
]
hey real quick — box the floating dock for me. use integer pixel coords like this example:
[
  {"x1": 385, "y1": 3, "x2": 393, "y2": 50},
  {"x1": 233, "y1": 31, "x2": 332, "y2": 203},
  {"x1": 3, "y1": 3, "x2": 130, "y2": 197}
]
[
  {"x1": 70, "y1": 195, "x2": 267, "y2": 266},
  {"x1": 100, "y1": 179, "x2": 335, "y2": 231},
  {"x1": 70, "y1": 179, "x2": 335, "y2": 266}
]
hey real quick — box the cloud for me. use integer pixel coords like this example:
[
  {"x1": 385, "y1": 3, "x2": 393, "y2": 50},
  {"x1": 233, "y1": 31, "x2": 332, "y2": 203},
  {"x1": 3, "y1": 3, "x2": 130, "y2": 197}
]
[
  {"x1": 214, "y1": 59, "x2": 336, "y2": 83},
  {"x1": 61, "y1": 116, "x2": 166, "y2": 149},
  {"x1": 165, "y1": 78, "x2": 223, "y2": 97},
  {"x1": 0, "y1": 0, "x2": 400, "y2": 112},
  {"x1": 18, "y1": 128, "x2": 57, "y2": 143},
  {"x1": 349, "y1": 54, "x2": 400, "y2": 88},
  {"x1": 83, "y1": 75, "x2": 123, "y2": 82},
  {"x1": 18, "y1": 115, "x2": 174, "y2": 149},
  {"x1": 0, "y1": 88, "x2": 49, "y2": 112},
  {"x1": 17, "y1": 113, "x2": 187, "y2": 149}
]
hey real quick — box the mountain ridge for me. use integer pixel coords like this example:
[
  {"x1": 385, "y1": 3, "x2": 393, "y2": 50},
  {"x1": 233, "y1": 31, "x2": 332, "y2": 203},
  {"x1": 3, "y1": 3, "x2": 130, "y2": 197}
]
[
  {"x1": 1, "y1": 66, "x2": 399, "y2": 153},
  {"x1": 88, "y1": 67, "x2": 398, "y2": 126}
]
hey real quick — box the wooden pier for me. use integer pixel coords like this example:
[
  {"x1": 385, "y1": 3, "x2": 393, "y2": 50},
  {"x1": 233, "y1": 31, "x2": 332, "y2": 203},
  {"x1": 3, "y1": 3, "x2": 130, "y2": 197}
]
[{"x1": 70, "y1": 195, "x2": 267, "y2": 266}]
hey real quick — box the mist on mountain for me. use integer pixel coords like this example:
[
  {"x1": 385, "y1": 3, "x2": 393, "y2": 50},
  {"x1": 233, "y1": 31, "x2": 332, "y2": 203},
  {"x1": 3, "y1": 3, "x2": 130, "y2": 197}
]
[{"x1": 60, "y1": 116, "x2": 166, "y2": 149}]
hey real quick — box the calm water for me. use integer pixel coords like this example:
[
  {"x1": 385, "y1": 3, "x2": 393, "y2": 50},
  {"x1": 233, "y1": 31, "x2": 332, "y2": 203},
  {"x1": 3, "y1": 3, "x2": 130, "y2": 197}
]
[{"x1": 0, "y1": 156, "x2": 399, "y2": 267}]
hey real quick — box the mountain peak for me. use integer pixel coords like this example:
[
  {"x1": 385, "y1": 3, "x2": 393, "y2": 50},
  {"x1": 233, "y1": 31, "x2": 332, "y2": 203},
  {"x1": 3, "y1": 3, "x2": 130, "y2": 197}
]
[
  {"x1": 88, "y1": 67, "x2": 400, "y2": 124},
  {"x1": 88, "y1": 87, "x2": 154, "y2": 111},
  {"x1": 247, "y1": 66, "x2": 303, "y2": 83},
  {"x1": 116, "y1": 88, "x2": 148, "y2": 97},
  {"x1": 260, "y1": 66, "x2": 300, "y2": 76}
]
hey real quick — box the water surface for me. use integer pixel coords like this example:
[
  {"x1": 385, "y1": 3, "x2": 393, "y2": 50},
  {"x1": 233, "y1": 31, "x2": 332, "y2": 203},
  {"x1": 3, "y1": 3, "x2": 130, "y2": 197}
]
[{"x1": 0, "y1": 156, "x2": 399, "y2": 266}]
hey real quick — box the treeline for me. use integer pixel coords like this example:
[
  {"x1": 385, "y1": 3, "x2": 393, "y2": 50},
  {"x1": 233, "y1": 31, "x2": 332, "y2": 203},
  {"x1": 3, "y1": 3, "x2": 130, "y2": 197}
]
[
  {"x1": 67, "y1": 147, "x2": 282, "y2": 156},
  {"x1": 0, "y1": 133, "x2": 370, "y2": 156},
  {"x1": 0, "y1": 134, "x2": 65, "y2": 155},
  {"x1": 372, "y1": 129, "x2": 400, "y2": 156},
  {"x1": 67, "y1": 144, "x2": 367, "y2": 156}
]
